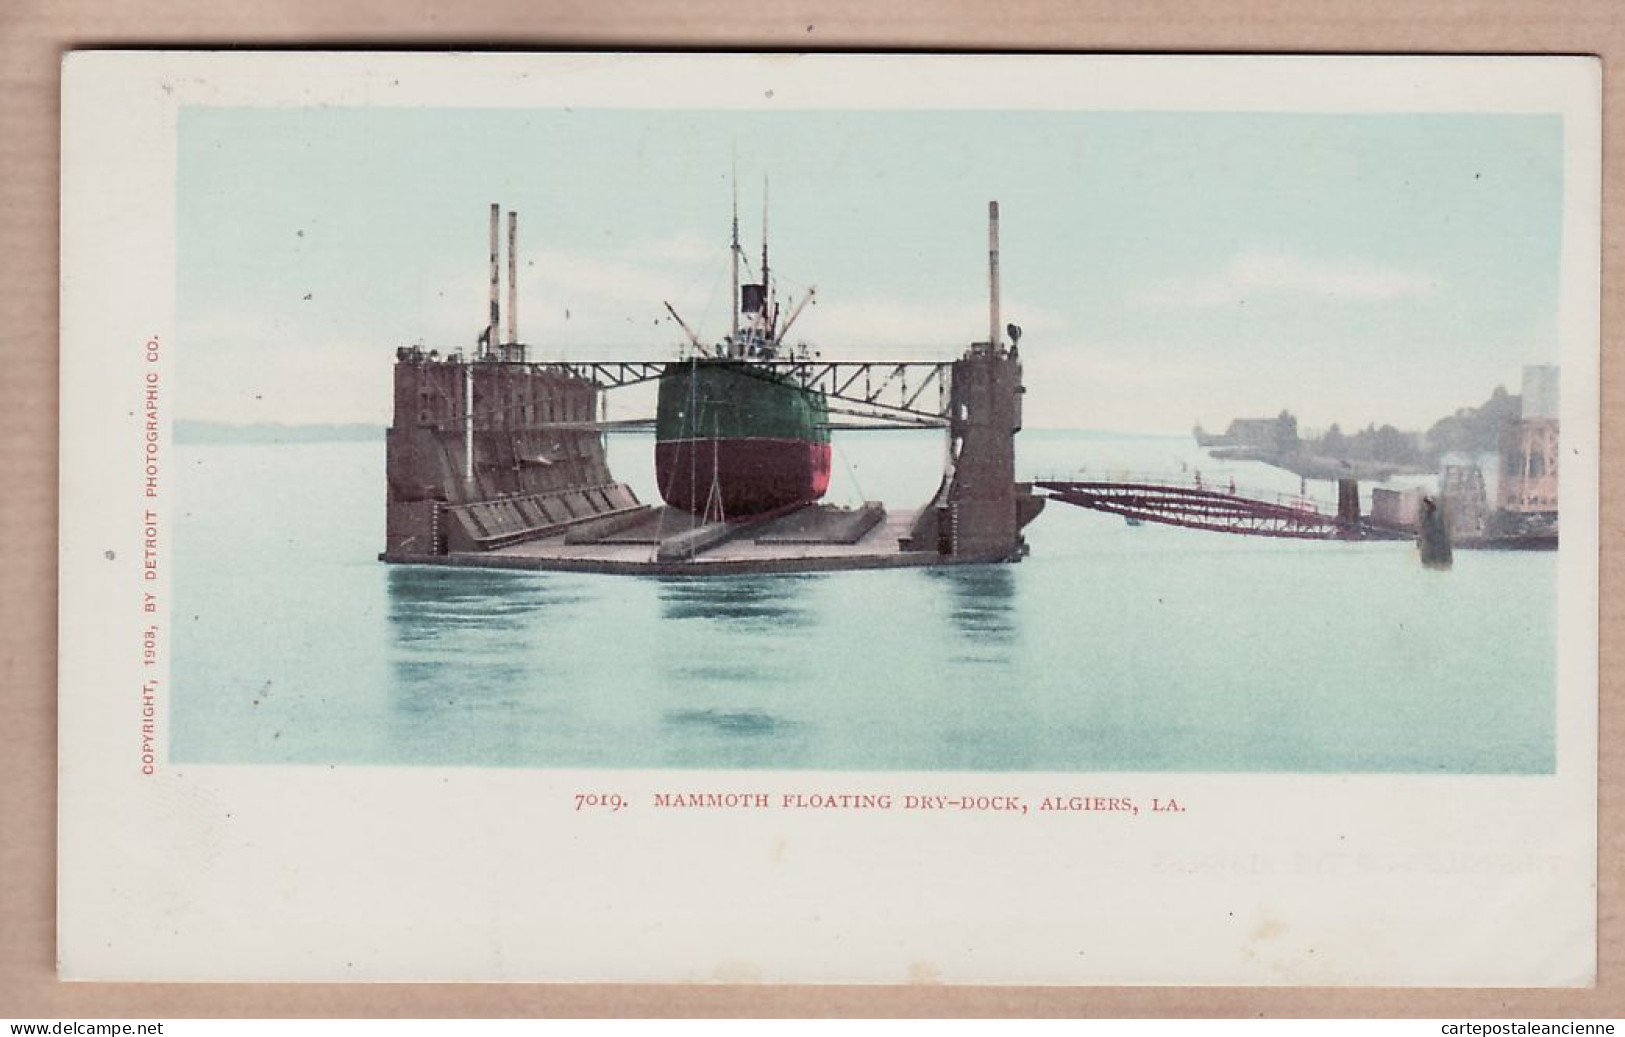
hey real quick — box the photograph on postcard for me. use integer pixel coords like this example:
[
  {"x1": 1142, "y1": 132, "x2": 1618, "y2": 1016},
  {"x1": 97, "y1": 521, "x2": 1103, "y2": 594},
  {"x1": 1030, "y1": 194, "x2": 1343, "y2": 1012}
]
[
  {"x1": 58, "y1": 53, "x2": 1599, "y2": 984},
  {"x1": 168, "y1": 105, "x2": 1571, "y2": 774}
]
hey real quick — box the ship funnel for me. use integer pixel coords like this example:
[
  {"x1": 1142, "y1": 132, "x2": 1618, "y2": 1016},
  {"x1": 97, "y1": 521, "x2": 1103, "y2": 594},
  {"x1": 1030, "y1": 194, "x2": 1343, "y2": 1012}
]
[
  {"x1": 487, "y1": 203, "x2": 501, "y2": 360},
  {"x1": 988, "y1": 200, "x2": 1001, "y2": 353}
]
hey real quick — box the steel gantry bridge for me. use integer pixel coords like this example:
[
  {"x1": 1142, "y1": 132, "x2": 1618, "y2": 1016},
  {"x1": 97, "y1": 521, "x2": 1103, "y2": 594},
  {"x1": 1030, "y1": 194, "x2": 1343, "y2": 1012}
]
[
  {"x1": 1034, "y1": 478, "x2": 1412, "y2": 541},
  {"x1": 534, "y1": 359, "x2": 955, "y2": 429}
]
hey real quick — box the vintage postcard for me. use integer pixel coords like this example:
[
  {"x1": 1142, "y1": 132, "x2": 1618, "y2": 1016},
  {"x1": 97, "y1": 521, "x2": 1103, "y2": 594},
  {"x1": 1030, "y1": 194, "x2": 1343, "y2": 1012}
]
[{"x1": 57, "y1": 52, "x2": 1599, "y2": 984}]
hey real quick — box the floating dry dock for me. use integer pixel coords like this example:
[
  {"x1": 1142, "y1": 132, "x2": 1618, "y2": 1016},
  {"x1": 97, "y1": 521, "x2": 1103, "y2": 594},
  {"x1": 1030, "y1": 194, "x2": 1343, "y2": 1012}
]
[
  {"x1": 381, "y1": 346, "x2": 1046, "y2": 575},
  {"x1": 382, "y1": 201, "x2": 1044, "y2": 576}
]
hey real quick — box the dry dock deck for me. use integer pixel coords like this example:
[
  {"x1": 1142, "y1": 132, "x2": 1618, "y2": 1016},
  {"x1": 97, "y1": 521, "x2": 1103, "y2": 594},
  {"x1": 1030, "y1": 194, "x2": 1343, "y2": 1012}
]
[{"x1": 383, "y1": 504, "x2": 1007, "y2": 575}]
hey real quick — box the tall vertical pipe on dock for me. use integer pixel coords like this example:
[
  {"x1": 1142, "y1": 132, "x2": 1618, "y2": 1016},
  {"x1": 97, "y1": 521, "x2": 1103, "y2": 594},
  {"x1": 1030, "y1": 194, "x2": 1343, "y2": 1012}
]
[
  {"x1": 988, "y1": 201, "x2": 1001, "y2": 352},
  {"x1": 463, "y1": 362, "x2": 474, "y2": 485},
  {"x1": 487, "y1": 202, "x2": 501, "y2": 360},
  {"x1": 507, "y1": 210, "x2": 518, "y2": 353}
]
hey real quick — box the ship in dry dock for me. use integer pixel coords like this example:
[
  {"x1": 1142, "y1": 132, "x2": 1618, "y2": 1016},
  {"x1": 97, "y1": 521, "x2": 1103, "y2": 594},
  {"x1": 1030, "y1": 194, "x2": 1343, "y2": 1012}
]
[
  {"x1": 381, "y1": 200, "x2": 1046, "y2": 574},
  {"x1": 654, "y1": 191, "x2": 832, "y2": 520}
]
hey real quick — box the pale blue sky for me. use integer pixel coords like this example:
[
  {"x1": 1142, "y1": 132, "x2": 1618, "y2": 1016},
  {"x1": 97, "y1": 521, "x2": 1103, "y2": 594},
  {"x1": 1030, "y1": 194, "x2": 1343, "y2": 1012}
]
[{"x1": 177, "y1": 107, "x2": 1563, "y2": 432}]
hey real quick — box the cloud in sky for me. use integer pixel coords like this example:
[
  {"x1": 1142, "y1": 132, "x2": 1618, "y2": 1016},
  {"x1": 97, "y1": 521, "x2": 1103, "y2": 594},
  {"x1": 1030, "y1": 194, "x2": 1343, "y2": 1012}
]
[
  {"x1": 801, "y1": 295, "x2": 1062, "y2": 360},
  {"x1": 1137, "y1": 250, "x2": 1440, "y2": 309},
  {"x1": 636, "y1": 229, "x2": 724, "y2": 266},
  {"x1": 174, "y1": 107, "x2": 1564, "y2": 432},
  {"x1": 359, "y1": 231, "x2": 1044, "y2": 365},
  {"x1": 1028, "y1": 330, "x2": 1536, "y2": 434},
  {"x1": 301, "y1": 234, "x2": 740, "y2": 367},
  {"x1": 176, "y1": 328, "x2": 393, "y2": 425}
]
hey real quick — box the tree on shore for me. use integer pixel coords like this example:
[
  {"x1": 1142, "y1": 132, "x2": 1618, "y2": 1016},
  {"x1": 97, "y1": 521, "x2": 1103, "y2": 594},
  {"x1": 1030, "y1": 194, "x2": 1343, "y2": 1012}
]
[
  {"x1": 1273, "y1": 409, "x2": 1300, "y2": 454},
  {"x1": 1209, "y1": 384, "x2": 1521, "y2": 472},
  {"x1": 1304, "y1": 421, "x2": 1421, "y2": 466},
  {"x1": 1321, "y1": 423, "x2": 1346, "y2": 458},
  {"x1": 1425, "y1": 385, "x2": 1521, "y2": 458}
]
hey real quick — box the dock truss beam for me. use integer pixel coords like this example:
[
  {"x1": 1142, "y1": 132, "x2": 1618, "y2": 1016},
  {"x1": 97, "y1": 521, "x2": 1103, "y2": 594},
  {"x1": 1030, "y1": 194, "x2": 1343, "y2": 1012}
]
[{"x1": 525, "y1": 360, "x2": 954, "y2": 426}]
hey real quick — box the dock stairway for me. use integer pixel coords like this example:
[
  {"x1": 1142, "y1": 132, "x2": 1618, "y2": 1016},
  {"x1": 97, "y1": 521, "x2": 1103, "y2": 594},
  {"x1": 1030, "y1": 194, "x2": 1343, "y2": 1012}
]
[{"x1": 442, "y1": 483, "x2": 644, "y2": 551}]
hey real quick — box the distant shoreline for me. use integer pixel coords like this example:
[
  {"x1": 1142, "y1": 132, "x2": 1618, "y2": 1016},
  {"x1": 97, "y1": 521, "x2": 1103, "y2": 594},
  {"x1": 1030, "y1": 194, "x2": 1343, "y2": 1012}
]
[
  {"x1": 174, "y1": 421, "x2": 385, "y2": 445},
  {"x1": 173, "y1": 422, "x2": 1177, "y2": 445},
  {"x1": 1204, "y1": 445, "x2": 1431, "y2": 482}
]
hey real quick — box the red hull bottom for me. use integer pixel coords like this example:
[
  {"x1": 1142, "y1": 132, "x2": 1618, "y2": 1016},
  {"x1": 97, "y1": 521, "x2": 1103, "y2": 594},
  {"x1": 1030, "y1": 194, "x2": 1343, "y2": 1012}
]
[{"x1": 656, "y1": 438, "x2": 832, "y2": 518}]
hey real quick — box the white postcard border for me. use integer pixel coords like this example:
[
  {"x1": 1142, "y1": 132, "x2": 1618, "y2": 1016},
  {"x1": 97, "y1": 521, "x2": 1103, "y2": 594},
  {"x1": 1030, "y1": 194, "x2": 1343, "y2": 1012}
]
[{"x1": 57, "y1": 52, "x2": 1600, "y2": 985}]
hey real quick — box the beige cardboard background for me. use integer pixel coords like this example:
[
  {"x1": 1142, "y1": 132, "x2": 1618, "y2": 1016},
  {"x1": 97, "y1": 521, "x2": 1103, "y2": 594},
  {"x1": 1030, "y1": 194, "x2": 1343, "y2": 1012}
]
[{"x1": 4, "y1": 1, "x2": 1620, "y2": 1018}]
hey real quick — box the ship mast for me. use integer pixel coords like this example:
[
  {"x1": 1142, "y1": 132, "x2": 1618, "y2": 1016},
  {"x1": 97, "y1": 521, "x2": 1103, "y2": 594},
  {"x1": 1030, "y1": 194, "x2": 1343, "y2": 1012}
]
[
  {"x1": 730, "y1": 174, "x2": 741, "y2": 351},
  {"x1": 761, "y1": 176, "x2": 773, "y2": 340}
]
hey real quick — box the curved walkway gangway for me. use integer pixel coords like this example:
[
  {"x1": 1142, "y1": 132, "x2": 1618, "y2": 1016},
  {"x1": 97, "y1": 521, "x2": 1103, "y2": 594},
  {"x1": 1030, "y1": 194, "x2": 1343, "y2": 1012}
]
[{"x1": 1033, "y1": 475, "x2": 1412, "y2": 541}]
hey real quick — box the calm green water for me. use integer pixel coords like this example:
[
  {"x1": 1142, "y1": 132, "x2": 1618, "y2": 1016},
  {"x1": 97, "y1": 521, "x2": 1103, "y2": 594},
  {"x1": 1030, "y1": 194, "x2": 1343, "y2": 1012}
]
[{"x1": 171, "y1": 431, "x2": 1555, "y2": 772}]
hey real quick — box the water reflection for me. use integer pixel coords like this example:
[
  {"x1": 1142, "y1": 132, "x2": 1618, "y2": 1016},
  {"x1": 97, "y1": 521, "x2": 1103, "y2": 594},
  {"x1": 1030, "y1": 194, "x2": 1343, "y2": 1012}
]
[
  {"x1": 656, "y1": 574, "x2": 824, "y2": 693},
  {"x1": 384, "y1": 566, "x2": 593, "y2": 747},
  {"x1": 389, "y1": 659, "x2": 532, "y2": 709},
  {"x1": 929, "y1": 565, "x2": 1018, "y2": 663},
  {"x1": 667, "y1": 661, "x2": 768, "y2": 685},
  {"x1": 386, "y1": 565, "x2": 586, "y2": 643},
  {"x1": 663, "y1": 707, "x2": 795, "y2": 737},
  {"x1": 658, "y1": 705, "x2": 812, "y2": 769},
  {"x1": 656, "y1": 573, "x2": 821, "y2": 629}
]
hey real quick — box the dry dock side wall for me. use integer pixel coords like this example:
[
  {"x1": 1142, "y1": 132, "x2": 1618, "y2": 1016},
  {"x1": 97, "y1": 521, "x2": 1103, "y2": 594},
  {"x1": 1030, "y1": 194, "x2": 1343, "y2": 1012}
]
[
  {"x1": 905, "y1": 347, "x2": 1044, "y2": 562},
  {"x1": 384, "y1": 351, "x2": 637, "y2": 557}
]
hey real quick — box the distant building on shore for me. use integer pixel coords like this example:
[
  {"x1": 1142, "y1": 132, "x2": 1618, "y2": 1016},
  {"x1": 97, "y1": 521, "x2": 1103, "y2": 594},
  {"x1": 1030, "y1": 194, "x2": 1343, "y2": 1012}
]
[
  {"x1": 1192, "y1": 411, "x2": 1298, "y2": 451},
  {"x1": 1497, "y1": 364, "x2": 1559, "y2": 522}
]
